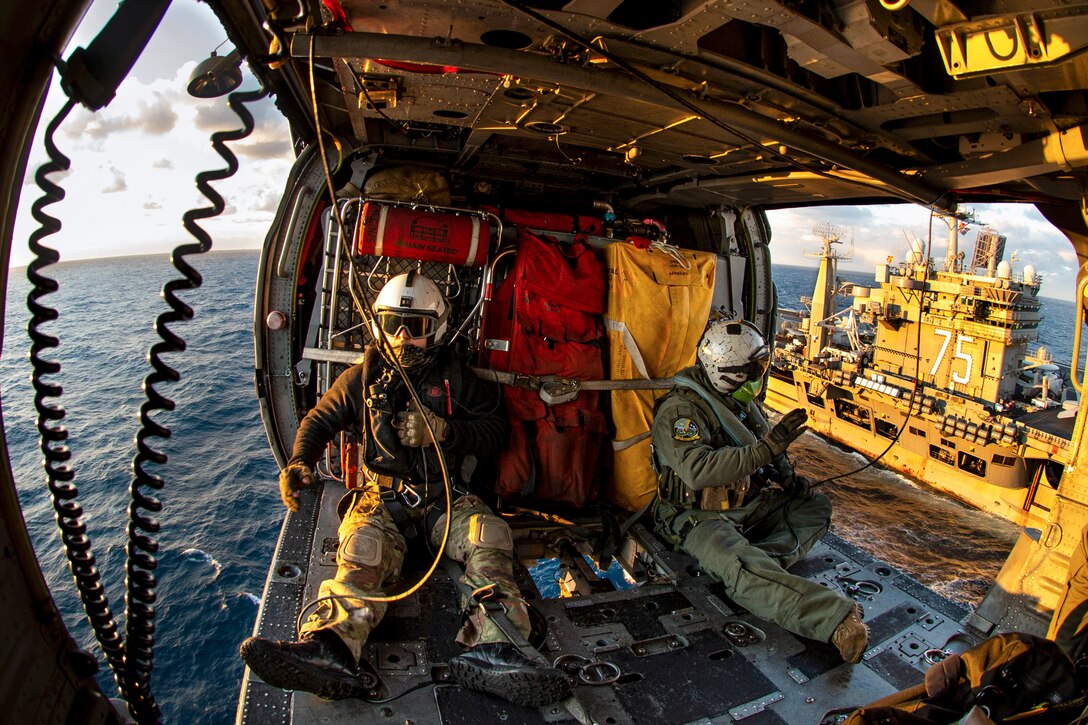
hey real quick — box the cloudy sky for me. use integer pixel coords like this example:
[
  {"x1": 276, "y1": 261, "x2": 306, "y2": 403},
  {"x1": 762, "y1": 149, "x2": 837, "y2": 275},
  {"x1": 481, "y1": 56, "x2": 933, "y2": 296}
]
[
  {"x1": 12, "y1": 0, "x2": 294, "y2": 266},
  {"x1": 766, "y1": 204, "x2": 1079, "y2": 301},
  {"x1": 11, "y1": 0, "x2": 1080, "y2": 302}
]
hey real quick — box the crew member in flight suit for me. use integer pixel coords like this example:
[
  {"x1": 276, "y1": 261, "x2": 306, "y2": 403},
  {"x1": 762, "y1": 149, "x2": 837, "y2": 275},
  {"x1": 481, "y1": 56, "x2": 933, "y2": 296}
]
[
  {"x1": 651, "y1": 319, "x2": 869, "y2": 663},
  {"x1": 240, "y1": 272, "x2": 568, "y2": 706}
]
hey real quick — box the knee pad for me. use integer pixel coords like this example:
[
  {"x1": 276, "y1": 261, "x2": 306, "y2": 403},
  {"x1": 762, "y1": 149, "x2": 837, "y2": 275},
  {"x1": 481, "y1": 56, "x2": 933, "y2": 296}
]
[
  {"x1": 467, "y1": 514, "x2": 513, "y2": 551},
  {"x1": 339, "y1": 527, "x2": 384, "y2": 567}
]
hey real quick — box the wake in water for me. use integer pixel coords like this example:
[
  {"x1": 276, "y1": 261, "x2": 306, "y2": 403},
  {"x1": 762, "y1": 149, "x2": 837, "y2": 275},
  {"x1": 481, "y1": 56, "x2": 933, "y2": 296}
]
[
  {"x1": 180, "y1": 547, "x2": 224, "y2": 578},
  {"x1": 788, "y1": 431, "x2": 1021, "y2": 607}
]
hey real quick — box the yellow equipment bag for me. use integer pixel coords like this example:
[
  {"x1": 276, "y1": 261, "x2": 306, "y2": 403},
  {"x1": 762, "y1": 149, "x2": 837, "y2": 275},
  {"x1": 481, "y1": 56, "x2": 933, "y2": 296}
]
[{"x1": 604, "y1": 243, "x2": 717, "y2": 511}]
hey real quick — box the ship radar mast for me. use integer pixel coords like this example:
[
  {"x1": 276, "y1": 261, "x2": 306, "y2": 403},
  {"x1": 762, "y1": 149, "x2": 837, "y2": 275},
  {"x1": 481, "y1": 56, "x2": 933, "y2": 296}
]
[
  {"x1": 940, "y1": 209, "x2": 976, "y2": 273},
  {"x1": 803, "y1": 223, "x2": 853, "y2": 360}
]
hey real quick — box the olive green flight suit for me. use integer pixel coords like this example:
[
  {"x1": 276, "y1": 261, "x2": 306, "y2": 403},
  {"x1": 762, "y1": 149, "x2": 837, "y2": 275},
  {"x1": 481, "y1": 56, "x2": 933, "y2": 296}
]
[{"x1": 651, "y1": 367, "x2": 855, "y2": 644}]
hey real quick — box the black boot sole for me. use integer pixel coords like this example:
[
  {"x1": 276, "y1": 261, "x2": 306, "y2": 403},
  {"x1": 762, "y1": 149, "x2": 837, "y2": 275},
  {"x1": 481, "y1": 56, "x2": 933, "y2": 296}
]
[
  {"x1": 240, "y1": 637, "x2": 370, "y2": 701},
  {"x1": 449, "y1": 657, "x2": 571, "y2": 708}
]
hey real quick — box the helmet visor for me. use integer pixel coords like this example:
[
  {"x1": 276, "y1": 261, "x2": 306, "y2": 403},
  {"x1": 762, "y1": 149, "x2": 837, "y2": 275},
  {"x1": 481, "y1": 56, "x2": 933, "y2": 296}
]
[
  {"x1": 747, "y1": 344, "x2": 771, "y2": 380},
  {"x1": 714, "y1": 343, "x2": 771, "y2": 383},
  {"x1": 376, "y1": 310, "x2": 438, "y2": 340}
]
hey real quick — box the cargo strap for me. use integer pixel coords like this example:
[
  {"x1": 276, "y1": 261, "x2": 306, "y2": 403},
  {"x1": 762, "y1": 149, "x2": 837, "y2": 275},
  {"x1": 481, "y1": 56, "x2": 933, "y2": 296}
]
[
  {"x1": 471, "y1": 367, "x2": 675, "y2": 392},
  {"x1": 604, "y1": 318, "x2": 652, "y2": 379}
]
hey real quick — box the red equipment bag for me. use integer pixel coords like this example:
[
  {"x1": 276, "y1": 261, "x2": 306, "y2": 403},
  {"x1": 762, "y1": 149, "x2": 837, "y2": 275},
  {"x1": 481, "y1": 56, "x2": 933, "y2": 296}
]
[
  {"x1": 483, "y1": 227, "x2": 609, "y2": 507},
  {"x1": 355, "y1": 202, "x2": 490, "y2": 266}
]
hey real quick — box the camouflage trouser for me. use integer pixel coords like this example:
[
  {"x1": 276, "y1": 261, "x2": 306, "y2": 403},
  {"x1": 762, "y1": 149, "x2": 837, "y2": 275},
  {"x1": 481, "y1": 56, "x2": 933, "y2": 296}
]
[
  {"x1": 301, "y1": 489, "x2": 529, "y2": 662},
  {"x1": 662, "y1": 491, "x2": 854, "y2": 643},
  {"x1": 1048, "y1": 522, "x2": 1088, "y2": 662},
  {"x1": 430, "y1": 495, "x2": 532, "y2": 647}
]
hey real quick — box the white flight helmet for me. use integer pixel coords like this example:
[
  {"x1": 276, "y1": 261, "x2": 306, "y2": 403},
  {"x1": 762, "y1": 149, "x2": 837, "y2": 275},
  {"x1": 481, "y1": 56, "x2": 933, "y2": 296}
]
[
  {"x1": 697, "y1": 319, "x2": 771, "y2": 394},
  {"x1": 372, "y1": 272, "x2": 449, "y2": 345}
]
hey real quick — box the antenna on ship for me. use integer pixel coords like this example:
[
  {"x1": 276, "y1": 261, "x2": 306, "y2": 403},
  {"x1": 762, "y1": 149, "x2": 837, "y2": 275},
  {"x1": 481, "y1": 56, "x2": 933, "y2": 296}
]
[
  {"x1": 802, "y1": 223, "x2": 853, "y2": 360},
  {"x1": 939, "y1": 208, "x2": 976, "y2": 273},
  {"x1": 805, "y1": 223, "x2": 853, "y2": 262}
]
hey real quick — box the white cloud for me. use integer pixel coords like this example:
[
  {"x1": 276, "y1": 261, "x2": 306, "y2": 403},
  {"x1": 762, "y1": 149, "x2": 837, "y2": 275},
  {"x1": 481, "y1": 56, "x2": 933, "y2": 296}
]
[
  {"x1": 12, "y1": 68, "x2": 293, "y2": 265},
  {"x1": 766, "y1": 203, "x2": 1078, "y2": 301},
  {"x1": 102, "y1": 168, "x2": 127, "y2": 193}
]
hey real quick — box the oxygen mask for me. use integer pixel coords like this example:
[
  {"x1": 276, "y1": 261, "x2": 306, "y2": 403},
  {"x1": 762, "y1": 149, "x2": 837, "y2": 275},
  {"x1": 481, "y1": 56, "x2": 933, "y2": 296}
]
[
  {"x1": 390, "y1": 339, "x2": 429, "y2": 369},
  {"x1": 731, "y1": 378, "x2": 763, "y2": 405}
]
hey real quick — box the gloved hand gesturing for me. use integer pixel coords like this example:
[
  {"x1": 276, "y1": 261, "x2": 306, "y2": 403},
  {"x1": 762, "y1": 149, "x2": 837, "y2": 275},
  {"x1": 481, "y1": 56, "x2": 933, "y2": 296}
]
[
  {"x1": 279, "y1": 461, "x2": 313, "y2": 512},
  {"x1": 395, "y1": 403, "x2": 448, "y2": 448},
  {"x1": 764, "y1": 408, "x2": 808, "y2": 457}
]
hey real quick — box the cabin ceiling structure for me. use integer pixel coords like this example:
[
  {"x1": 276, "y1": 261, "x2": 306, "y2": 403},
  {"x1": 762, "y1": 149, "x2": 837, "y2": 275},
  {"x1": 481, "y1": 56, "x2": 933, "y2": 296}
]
[{"x1": 208, "y1": 0, "x2": 1088, "y2": 252}]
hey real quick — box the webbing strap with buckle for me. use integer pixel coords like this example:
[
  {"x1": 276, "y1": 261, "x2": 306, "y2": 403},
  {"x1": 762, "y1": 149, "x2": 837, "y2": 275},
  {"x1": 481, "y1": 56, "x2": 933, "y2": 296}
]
[
  {"x1": 365, "y1": 470, "x2": 423, "y2": 509},
  {"x1": 441, "y1": 559, "x2": 550, "y2": 666},
  {"x1": 676, "y1": 509, "x2": 726, "y2": 541}
]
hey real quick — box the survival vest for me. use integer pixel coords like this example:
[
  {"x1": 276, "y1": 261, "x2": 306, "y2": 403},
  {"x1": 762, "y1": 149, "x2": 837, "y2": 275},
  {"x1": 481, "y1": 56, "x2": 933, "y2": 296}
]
[
  {"x1": 482, "y1": 227, "x2": 608, "y2": 507},
  {"x1": 654, "y1": 372, "x2": 763, "y2": 511}
]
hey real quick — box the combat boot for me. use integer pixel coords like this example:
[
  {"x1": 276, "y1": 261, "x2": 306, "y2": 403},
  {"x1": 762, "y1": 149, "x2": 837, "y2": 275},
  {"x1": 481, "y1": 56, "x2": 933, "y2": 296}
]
[
  {"x1": 239, "y1": 630, "x2": 379, "y2": 700},
  {"x1": 449, "y1": 642, "x2": 571, "y2": 707},
  {"x1": 831, "y1": 604, "x2": 869, "y2": 664}
]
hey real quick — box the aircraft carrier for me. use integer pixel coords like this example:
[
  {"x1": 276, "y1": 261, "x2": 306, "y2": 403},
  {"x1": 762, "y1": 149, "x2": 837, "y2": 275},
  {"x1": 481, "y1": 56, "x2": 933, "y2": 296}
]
[{"x1": 765, "y1": 219, "x2": 1076, "y2": 528}]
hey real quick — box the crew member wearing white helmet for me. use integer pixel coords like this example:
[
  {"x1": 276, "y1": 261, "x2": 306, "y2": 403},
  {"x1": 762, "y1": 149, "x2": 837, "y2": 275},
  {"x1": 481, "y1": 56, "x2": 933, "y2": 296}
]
[
  {"x1": 241, "y1": 272, "x2": 568, "y2": 706},
  {"x1": 651, "y1": 319, "x2": 869, "y2": 663}
]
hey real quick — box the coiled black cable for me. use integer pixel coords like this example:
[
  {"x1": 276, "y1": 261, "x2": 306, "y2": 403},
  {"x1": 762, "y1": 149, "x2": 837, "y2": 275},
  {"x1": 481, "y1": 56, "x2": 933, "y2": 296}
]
[
  {"x1": 123, "y1": 86, "x2": 268, "y2": 723},
  {"x1": 25, "y1": 97, "x2": 129, "y2": 688}
]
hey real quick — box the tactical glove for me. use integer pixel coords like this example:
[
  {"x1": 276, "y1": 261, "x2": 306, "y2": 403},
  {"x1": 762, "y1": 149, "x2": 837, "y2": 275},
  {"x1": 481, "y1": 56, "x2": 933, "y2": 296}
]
[
  {"x1": 279, "y1": 461, "x2": 313, "y2": 512},
  {"x1": 785, "y1": 474, "x2": 814, "y2": 499},
  {"x1": 396, "y1": 405, "x2": 448, "y2": 447},
  {"x1": 763, "y1": 408, "x2": 808, "y2": 457}
]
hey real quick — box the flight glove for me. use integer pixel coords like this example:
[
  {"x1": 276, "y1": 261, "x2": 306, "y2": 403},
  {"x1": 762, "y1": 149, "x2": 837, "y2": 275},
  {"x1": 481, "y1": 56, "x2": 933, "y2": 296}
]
[
  {"x1": 396, "y1": 405, "x2": 448, "y2": 447},
  {"x1": 785, "y1": 474, "x2": 814, "y2": 498},
  {"x1": 279, "y1": 460, "x2": 313, "y2": 512},
  {"x1": 763, "y1": 408, "x2": 808, "y2": 457}
]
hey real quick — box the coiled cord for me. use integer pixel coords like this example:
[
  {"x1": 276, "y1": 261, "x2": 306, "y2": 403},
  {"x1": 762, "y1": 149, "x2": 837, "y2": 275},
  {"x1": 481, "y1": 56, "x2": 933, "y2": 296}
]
[
  {"x1": 122, "y1": 86, "x2": 268, "y2": 723},
  {"x1": 25, "y1": 97, "x2": 129, "y2": 688}
]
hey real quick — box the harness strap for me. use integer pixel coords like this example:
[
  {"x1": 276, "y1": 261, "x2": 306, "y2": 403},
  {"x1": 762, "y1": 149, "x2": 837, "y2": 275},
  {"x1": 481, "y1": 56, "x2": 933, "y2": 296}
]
[{"x1": 670, "y1": 377, "x2": 745, "y2": 447}]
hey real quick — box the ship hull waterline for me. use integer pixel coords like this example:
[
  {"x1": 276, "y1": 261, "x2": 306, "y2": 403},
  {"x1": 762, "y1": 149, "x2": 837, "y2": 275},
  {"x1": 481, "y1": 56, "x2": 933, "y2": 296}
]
[{"x1": 765, "y1": 372, "x2": 1058, "y2": 530}]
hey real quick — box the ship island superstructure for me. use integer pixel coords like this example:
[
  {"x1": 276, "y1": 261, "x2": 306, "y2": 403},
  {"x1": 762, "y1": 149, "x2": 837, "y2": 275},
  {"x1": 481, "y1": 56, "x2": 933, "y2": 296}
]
[{"x1": 766, "y1": 219, "x2": 1075, "y2": 528}]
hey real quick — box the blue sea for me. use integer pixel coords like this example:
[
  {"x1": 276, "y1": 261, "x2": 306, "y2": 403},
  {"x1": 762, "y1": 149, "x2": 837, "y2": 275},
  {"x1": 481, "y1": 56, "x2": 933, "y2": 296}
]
[
  {"x1": 1, "y1": 253, "x2": 1074, "y2": 721},
  {"x1": 2, "y1": 251, "x2": 281, "y2": 722}
]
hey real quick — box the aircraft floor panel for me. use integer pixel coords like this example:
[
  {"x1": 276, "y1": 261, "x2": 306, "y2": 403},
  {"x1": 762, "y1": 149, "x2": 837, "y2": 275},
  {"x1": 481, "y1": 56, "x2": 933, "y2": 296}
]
[{"x1": 240, "y1": 481, "x2": 982, "y2": 724}]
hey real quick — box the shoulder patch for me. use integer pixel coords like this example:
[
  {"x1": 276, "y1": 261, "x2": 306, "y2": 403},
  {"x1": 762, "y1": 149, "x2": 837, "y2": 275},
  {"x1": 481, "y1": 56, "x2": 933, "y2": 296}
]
[{"x1": 672, "y1": 417, "x2": 701, "y2": 441}]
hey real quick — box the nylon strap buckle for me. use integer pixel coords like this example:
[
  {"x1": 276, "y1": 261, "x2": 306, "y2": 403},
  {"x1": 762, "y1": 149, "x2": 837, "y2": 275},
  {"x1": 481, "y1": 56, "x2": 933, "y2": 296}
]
[
  {"x1": 513, "y1": 373, "x2": 542, "y2": 390},
  {"x1": 476, "y1": 599, "x2": 552, "y2": 667},
  {"x1": 396, "y1": 481, "x2": 422, "y2": 508},
  {"x1": 372, "y1": 473, "x2": 423, "y2": 509},
  {"x1": 677, "y1": 512, "x2": 705, "y2": 541}
]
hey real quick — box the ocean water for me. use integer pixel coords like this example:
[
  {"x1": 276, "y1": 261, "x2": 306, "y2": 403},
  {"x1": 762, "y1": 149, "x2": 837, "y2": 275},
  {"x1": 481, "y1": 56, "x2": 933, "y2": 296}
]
[
  {"x1": 2, "y1": 251, "x2": 281, "y2": 722},
  {"x1": 0, "y1": 253, "x2": 1059, "y2": 721}
]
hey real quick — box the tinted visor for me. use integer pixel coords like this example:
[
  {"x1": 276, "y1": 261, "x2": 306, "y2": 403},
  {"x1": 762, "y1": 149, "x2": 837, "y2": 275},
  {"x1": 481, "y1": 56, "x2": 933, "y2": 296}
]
[
  {"x1": 748, "y1": 344, "x2": 771, "y2": 379},
  {"x1": 717, "y1": 344, "x2": 771, "y2": 382},
  {"x1": 376, "y1": 310, "x2": 438, "y2": 339}
]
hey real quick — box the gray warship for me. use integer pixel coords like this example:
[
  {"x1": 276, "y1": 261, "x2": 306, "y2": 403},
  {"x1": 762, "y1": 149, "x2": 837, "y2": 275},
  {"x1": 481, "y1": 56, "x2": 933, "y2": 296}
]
[{"x1": 766, "y1": 219, "x2": 1076, "y2": 528}]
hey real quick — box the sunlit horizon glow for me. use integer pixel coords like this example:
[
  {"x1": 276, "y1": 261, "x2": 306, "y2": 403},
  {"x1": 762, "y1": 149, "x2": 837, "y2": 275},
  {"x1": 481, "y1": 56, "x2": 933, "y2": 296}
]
[{"x1": 9, "y1": 0, "x2": 1079, "y2": 303}]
